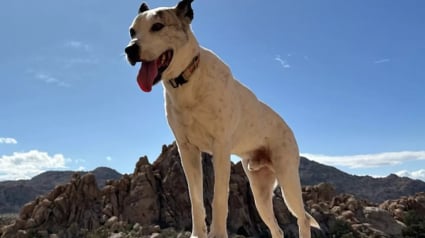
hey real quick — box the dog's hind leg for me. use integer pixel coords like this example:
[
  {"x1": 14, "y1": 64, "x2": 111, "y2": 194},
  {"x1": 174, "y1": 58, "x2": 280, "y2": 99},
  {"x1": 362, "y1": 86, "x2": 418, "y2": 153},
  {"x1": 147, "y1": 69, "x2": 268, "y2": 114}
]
[
  {"x1": 274, "y1": 154, "x2": 319, "y2": 238},
  {"x1": 242, "y1": 159, "x2": 284, "y2": 237},
  {"x1": 178, "y1": 142, "x2": 207, "y2": 238}
]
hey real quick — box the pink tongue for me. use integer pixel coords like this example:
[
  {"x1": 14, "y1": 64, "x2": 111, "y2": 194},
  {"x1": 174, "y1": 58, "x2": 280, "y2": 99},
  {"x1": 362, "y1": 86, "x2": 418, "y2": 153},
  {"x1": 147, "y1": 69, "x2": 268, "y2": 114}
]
[{"x1": 137, "y1": 61, "x2": 158, "y2": 92}]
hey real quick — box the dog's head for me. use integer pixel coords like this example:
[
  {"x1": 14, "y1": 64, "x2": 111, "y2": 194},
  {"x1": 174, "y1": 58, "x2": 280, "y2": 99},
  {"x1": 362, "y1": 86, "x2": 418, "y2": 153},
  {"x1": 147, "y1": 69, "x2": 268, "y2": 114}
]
[{"x1": 125, "y1": 0, "x2": 195, "y2": 92}]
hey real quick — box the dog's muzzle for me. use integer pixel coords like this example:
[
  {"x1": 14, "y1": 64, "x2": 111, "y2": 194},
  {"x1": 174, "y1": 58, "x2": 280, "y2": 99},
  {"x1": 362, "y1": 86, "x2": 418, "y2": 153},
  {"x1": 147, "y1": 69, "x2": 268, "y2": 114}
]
[{"x1": 125, "y1": 43, "x2": 140, "y2": 66}]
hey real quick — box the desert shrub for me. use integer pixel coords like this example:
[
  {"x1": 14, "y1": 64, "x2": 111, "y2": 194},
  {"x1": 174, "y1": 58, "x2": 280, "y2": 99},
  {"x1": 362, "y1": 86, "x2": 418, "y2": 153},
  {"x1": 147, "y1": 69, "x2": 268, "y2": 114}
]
[
  {"x1": 402, "y1": 211, "x2": 425, "y2": 238},
  {"x1": 27, "y1": 229, "x2": 44, "y2": 238},
  {"x1": 329, "y1": 219, "x2": 354, "y2": 238}
]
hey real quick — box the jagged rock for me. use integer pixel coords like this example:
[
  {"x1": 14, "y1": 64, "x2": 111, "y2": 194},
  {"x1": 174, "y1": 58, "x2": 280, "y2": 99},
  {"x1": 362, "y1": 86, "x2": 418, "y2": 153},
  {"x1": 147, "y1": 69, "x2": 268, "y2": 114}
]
[
  {"x1": 1, "y1": 173, "x2": 102, "y2": 238},
  {"x1": 0, "y1": 168, "x2": 122, "y2": 215},
  {"x1": 123, "y1": 156, "x2": 160, "y2": 225},
  {"x1": 303, "y1": 182, "x2": 336, "y2": 204},
  {"x1": 379, "y1": 192, "x2": 425, "y2": 223},
  {"x1": 152, "y1": 144, "x2": 193, "y2": 230}
]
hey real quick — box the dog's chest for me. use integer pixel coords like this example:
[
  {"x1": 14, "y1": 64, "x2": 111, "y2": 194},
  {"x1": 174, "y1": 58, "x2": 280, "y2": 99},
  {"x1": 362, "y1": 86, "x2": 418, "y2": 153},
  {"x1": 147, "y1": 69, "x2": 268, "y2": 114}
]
[
  {"x1": 168, "y1": 104, "x2": 217, "y2": 152},
  {"x1": 184, "y1": 117, "x2": 214, "y2": 151},
  {"x1": 166, "y1": 94, "x2": 228, "y2": 152}
]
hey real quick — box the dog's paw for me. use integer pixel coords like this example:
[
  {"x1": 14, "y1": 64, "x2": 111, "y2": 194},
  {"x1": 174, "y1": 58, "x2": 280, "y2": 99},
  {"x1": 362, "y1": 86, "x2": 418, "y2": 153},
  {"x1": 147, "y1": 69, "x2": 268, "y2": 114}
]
[
  {"x1": 191, "y1": 235, "x2": 207, "y2": 238},
  {"x1": 207, "y1": 231, "x2": 228, "y2": 238},
  {"x1": 190, "y1": 228, "x2": 208, "y2": 238}
]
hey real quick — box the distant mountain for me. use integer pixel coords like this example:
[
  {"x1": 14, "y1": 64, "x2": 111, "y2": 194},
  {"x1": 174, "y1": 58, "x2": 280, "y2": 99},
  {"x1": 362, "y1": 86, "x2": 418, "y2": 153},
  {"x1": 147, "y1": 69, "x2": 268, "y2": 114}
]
[
  {"x1": 0, "y1": 167, "x2": 122, "y2": 213},
  {"x1": 299, "y1": 157, "x2": 425, "y2": 203}
]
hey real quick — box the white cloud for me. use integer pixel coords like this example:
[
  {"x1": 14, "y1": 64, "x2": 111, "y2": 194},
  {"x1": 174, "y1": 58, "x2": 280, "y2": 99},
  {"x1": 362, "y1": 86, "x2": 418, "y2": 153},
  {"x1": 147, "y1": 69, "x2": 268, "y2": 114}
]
[
  {"x1": 35, "y1": 73, "x2": 70, "y2": 87},
  {"x1": 301, "y1": 151, "x2": 425, "y2": 169},
  {"x1": 65, "y1": 40, "x2": 91, "y2": 51},
  {"x1": 0, "y1": 137, "x2": 17, "y2": 144},
  {"x1": 77, "y1": 166, "x2": 86, "y2": 171},
  {"x1": 0, "y1": 150, "x2": 69, "y2": 181},
  {"x1": 396, "y1": 169, "x2": 425, "y2": 181},
  {"x1": 374, "y1": 58, "x2": 390, "y2": 64},
  {"x1": 275, "y1": 55, "x2": 291, "y2": 69},
  {"x1": 106, "y1": 156, "x2": 112, "y2": 161}
]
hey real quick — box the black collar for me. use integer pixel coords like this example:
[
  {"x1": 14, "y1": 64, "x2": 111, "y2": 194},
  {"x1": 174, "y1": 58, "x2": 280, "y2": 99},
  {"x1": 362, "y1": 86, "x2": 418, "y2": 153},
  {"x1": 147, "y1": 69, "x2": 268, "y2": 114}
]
[{"x1": 168, "y1": 53, "x2": 200, "y2": 88}]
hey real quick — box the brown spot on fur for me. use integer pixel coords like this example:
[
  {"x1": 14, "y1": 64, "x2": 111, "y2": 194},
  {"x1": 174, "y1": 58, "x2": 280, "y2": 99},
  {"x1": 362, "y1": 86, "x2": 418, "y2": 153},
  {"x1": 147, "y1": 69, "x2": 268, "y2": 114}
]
[
  {"x1": 156, "y1": 10, "x2": 164, "y2": 18},
  {"x1": 248, "y1": 146, "x2": 272, "y2": 171}
]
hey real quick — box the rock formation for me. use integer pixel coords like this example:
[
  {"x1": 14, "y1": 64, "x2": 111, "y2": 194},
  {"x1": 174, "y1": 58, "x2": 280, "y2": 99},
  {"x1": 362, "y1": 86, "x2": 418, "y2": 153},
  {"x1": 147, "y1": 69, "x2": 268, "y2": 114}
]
[
  {"x1": 1, "y1": 142, "x2": 425, "y2": 237},
  {"x1": 0, "y1": 167, "x2": 122, "y2": 214}
]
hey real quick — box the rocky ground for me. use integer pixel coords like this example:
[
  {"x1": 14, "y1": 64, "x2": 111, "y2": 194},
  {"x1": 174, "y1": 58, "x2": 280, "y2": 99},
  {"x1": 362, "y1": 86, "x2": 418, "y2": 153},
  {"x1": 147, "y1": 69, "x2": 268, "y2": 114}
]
[
  {"x1": 1, "y1": 143, "x2": 425, "y2": 238},
  {"x1": 0, "y1": 214, "x2": 17, "y2": 229}
]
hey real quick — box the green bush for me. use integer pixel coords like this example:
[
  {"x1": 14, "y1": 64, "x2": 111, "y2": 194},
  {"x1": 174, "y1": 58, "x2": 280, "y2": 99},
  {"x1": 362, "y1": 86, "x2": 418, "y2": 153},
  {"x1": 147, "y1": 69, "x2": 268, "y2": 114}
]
[
  {"x1": 329, "y1": 219, "x2": 354, "y2": 238},
  {"x1": 27, "y1": 230, "x2": 44, "y2": 238},
  {"x1": 402, "y1": 211, "x2": 425, "y2": 238}
]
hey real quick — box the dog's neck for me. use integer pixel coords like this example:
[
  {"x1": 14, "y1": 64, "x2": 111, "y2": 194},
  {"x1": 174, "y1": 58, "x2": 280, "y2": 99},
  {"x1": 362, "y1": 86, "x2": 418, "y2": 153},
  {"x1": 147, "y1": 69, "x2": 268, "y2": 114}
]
[
  {"x1": 168, "y1": 53, "x2": 200, "y2": 88},
  {"x1": 163, "y1": 29, "x2": 201, "y2": 89}
]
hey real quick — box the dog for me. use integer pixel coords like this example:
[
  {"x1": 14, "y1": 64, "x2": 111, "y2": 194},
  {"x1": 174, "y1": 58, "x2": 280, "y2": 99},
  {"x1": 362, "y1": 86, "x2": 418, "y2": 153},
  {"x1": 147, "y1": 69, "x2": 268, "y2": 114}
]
[{"x1": 125, "y1": 1, "x2": 320, "y2": 237}]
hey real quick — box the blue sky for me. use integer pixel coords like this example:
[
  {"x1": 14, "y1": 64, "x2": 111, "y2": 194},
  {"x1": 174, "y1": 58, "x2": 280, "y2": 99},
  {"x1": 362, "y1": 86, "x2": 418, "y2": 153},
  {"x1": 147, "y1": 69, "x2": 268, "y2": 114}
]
[{"x1": 1, "y1": 0, "x2": 424, "y2": 181}]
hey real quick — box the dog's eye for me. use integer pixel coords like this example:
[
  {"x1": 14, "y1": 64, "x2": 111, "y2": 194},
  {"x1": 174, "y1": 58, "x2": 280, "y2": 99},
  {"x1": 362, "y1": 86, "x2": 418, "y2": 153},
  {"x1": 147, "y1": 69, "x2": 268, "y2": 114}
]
[
  {"x1": 150, "y1": 23, "x2": 165, "y2": 32},
  {"x1": 130, "y1": 28, "x2": 136, "y2": 38}
]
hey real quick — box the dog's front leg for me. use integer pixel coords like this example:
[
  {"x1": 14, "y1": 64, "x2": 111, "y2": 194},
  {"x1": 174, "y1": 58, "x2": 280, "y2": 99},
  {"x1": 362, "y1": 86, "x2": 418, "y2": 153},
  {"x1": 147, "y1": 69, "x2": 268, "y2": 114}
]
[
  {"x1": 178, "y1": 142, "x2": 207, "y2": 238},
  {"x1": 209, "y1": 142, "x2": 231, "y2": 238}
]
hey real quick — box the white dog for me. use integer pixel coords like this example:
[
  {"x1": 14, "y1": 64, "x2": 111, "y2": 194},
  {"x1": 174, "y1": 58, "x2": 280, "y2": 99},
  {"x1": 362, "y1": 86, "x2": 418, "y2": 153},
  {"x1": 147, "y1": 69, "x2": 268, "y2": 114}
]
[{"x1": 125, "y1": 1, "x2": 320, "y2": 237}]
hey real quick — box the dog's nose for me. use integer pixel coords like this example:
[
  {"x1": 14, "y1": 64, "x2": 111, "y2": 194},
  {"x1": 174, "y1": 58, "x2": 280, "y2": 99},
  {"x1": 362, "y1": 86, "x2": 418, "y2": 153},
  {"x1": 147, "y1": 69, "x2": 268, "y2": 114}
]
[
  {"x1": 125, "y1": 44, "x2": 139, "y2": 56},
  {"x1": 125, "y1": 44, "x2": 140, "y2": 65}
]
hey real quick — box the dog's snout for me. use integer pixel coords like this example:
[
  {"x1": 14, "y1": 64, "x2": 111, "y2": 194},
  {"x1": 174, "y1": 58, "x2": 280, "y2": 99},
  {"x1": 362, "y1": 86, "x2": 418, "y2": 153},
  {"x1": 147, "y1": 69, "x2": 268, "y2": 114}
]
[
  {"x1": 125, "y1": 43, "x2": 140, "y2": 57},
  {"x1": 125, "y1": 43, "x2": 140, "y2": 65}
]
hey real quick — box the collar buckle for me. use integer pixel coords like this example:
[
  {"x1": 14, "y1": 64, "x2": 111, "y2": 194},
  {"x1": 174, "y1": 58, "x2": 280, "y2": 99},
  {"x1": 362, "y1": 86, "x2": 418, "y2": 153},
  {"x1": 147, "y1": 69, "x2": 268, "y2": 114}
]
[
  {"x1": 168, "y1": 54, "x2": 200, "y2": 89},
  {"x1": 169, "y1": 75, "x2": 188, "y2": 88}
]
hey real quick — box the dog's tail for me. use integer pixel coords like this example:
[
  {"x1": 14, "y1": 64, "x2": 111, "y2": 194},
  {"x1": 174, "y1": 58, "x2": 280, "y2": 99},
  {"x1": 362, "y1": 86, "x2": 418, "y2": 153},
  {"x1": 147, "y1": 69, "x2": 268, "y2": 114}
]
[
  {"x1": 274, "y1": 183, "x2": 320, "y2": 229},
  {"x1": 306, "y1": 212, "x2": 320, "y2": 229}
]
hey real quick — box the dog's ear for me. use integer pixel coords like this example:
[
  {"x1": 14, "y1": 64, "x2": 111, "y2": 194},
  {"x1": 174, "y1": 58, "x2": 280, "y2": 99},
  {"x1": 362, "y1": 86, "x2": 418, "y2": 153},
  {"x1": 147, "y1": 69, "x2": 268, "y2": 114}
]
[
  {"x1": 176, "y1": 0, "x2": 194, "y2": 23},
  {"x1": 139, "y1": 2, "x2": 149, "y2": 14}
]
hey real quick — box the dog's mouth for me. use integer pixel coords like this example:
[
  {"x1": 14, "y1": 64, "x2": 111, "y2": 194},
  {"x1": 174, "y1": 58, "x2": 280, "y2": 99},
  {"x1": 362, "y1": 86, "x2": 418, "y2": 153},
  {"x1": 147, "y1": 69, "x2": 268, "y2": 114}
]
[{"x1": 137, "y1": 49, "x2": 173, "y2": 92}]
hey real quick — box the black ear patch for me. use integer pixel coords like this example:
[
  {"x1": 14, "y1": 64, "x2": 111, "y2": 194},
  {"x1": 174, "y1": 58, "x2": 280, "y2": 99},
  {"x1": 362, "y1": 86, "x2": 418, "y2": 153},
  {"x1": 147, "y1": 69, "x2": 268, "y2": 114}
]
[
  {"x1": 176, "y1": 0, "x2": 194, "y2": 21},
  {"x1": 139, "y1": 2, "x2": 149, "y2": 14}
]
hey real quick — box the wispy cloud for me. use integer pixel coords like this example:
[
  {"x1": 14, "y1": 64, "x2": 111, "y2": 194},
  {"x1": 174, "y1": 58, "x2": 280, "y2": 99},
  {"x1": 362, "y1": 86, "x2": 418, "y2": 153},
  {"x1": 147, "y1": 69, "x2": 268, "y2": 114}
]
[
  {"x1": 374, "y1": 58, "x2": 391, "y2": 64},
  {"x1": 0, "y1": 150, "x2": 69, "y2": 181},
  {"x1": 396, "y1": 169, "x2": 425, "y2": 181},
  {"x1": 301, "y1": 151, "x2": 425, "y2": 169},
  {"x1": 62, "y1": 40, "x2": 99, "y2": 68},
  {"x1": 35, "y1": 72, "x2": 70, "y2": 87},
  {"x1": 275, "y1": 55, "x2": 291, "y2": 69},
  {"x1": 60, "y1": 57, "x2": 99, "y2": 69},
  {"x1": 64, "y1": 40, "x2": 91, "y2": 52},
  {"x1": 0, "y1": 137, "x2": 17, "y2": 144},
  {"x1": 27, "y1": 40, "x2": 98, "y2": 87},
  {"x1": 106, "y1": 156, "x2": 112, "y2": 161}
]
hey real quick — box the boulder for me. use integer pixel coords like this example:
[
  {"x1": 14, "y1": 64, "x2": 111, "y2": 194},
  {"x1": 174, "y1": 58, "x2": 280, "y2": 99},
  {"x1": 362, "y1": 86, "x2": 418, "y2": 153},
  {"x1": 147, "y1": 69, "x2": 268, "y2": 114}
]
[{"x1": 363, "y1": 206, "x2": 403, "y2": 236}]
